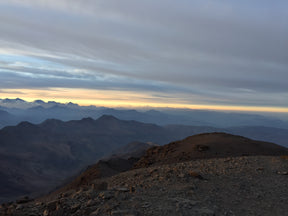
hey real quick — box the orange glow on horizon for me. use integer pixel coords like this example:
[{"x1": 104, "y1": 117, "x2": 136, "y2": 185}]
[{"x1": 1, "y1": 88, "x2": 287, "y2": 113}]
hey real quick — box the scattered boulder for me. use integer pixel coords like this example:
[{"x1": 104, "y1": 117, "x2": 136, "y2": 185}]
[
  {"x1": 98, "y1": 191, "x2": 114, "y2": 200},
  {"x1": 188, "y1": 171, "x2": 204, "y2": 180},
  {"x1": 46, "y1": 200, "x2": 58, "y2": 212},
  {"x1": 276, "y1": 171, "x2": 288, "y2": 175},
  {"x1": 195, "y1": 145, "x2": 210, "y2": 152}
]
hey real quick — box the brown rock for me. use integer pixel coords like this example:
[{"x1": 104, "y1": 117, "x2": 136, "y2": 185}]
[
  {"x1": 195, "y1": 145, "x2": 210, "y2": 152},
  {"x1": 86, "y1": 199, "x2": 99, "y2": 207},
  {"x1": 89, "y1": 208, "x2": 101, "y2": 216},
  {"x1": 43, "y1": 209, "x2": 49, "y2": 216},
  {"x1": 92, "y1": 181, "x2": 108, "y2": 191},
  {"x1": 46, "y1": 200, "x2": 58, "y2": 211},
  {"x1": 129, "y1": 186, "x2": 135, "y2": 193},
  {"x1": 277, "y1": 171, "x2": 288, "y2": 175},
  {"x1": 51, "y1": 208, "x2": 65, "y2": 216},
  {"x1": 99, "y1": 191, "x2": 114, "y2": 200},
  {"x1": 70, "y1": 203, "x2": 81, "y2": 213},
  {"x1": 15, "y1": 204, "x2": 23, "y2": 210},
  {"x1": 114, "y1": 187, "x2": 129, "y2": 192},
  {"x1": 188, "y1": 171, "x2": 204, "y2": 180}
]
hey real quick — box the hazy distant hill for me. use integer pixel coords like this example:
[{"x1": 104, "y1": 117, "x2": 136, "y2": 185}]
[
  {"x1": 225, "y1": 126, "x2": 288, "y2": 148},
  {"x1": 0, "y1": 109, "x2": 17, "y2": 128},
  {"x1": 0, "y1": 98, "x2": 288, "y2": 129}
]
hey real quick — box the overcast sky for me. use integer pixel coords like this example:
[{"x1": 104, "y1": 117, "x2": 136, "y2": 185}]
[{"x1": 0, "y1": 0, "x2": 287, "y2": 112}]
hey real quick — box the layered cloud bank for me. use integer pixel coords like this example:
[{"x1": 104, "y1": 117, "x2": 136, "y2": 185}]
[{"x1": 0, "y1": 0, "x2": 287, "y2": 112}]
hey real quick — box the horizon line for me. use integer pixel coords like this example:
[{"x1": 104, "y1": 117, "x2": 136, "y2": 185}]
[{"x1": 1, "y1": 97, "x2": 288, "y2": 114}]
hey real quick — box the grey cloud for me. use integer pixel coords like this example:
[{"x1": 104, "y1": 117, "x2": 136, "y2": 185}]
[
  {"x1": 0, "y1": 0, "x2": 287, "y2": 107},
  {"x1": 1, "y1": 69, "x2": 286, "y2": 107},
  {"x1": 0, "y1": 69, "x2": 197, "y2": 94}
]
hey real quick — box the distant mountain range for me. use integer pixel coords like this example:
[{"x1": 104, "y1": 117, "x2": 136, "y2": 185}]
[
  {"x1": 1, "y1": 115, "x2": 288, "y2": 203},
  {"x1": 0, "y1": 98, "x2": 287, "y2": 203},
  {"x1": 0, "y1": 98, "x2": 288, "y2": 129}
]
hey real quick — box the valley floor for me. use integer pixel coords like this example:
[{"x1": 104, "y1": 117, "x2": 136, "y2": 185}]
[{"x1": 1, "y1": 155, "x2": 288, "y2": 216}]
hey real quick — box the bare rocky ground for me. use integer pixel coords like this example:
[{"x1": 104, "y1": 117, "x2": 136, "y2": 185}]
[{"x1": 1, "y1": 155, "x2": 288, "y2": 216}]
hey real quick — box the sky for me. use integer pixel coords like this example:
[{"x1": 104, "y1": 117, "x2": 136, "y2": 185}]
[{"x1": 0, "y1": 0, "x2": 287, "y2": 113}]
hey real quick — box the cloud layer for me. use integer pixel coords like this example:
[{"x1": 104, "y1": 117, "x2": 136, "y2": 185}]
[{"x1": 0, "y1": 0, "x2": 287, "y2": 109}]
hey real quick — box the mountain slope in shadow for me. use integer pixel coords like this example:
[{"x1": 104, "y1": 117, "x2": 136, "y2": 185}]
[
  {"x1": 0, "y1": 115, "x2": 194, "y2": 203},
  {"x1": 50, "y1": 141, "x2": 157, "y2": 195}
]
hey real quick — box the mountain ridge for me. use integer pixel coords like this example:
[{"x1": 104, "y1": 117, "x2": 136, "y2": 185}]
[
  {"x1": 134, "y1": 132, "x2": 288, "y2": 168},
  {"x1": 1, "y1": 115, "x2": 288, "y2": 203},
  {"x1": 1, "y1": 98, "x2": 288, "y2": 130},
  {"x1": 0, "y1": 115, "x2": 191, "y2": 203}
]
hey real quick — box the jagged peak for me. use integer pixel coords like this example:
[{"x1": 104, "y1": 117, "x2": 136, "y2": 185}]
[
  {"x1": 17, "y1": 121, "x2": 36, "y2": 128},
  {"x1": 1, "y1": 98, "x2": 26, "y2": 103},
  {"x1": 34, "y1": 99, "x2": 45, "y2": 104}
]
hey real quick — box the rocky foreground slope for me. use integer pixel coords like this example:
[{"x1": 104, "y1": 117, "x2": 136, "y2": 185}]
[
  {"x1": 1, "y1": 133, "x2": 288, "y2": 216},
  {"x1": 1, "y1": 156, "x2": 288, "y2": 216}
]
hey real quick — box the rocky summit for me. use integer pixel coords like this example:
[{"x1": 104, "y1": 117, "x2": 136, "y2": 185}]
[
  {"x1": 134, "y1": 132, "x2": 288, "y2": 168},
  {"x1": 1, "y1": 133, "x2": 288, "y2": 216}
]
